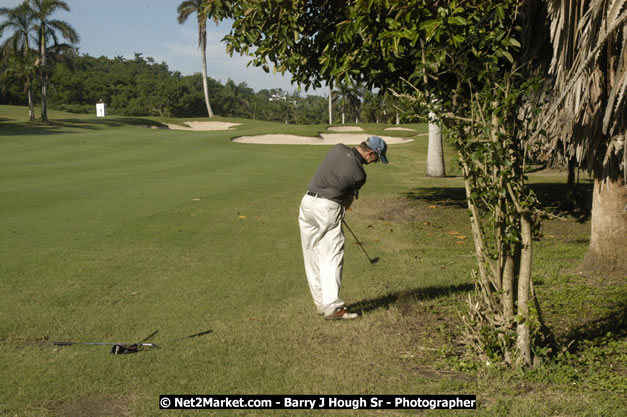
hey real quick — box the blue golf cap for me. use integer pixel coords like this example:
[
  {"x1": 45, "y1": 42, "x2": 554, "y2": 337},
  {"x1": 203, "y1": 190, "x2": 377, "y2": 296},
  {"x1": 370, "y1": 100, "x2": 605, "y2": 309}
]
[{"x1": 366, "y1": 136, "x2": 389, "y2": 164}]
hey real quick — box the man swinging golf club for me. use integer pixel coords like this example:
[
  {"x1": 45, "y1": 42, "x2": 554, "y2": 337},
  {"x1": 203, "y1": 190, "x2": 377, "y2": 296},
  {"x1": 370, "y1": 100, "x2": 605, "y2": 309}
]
[{"x1": 298, "y1": 136, "x2": 388, "y2": 320}]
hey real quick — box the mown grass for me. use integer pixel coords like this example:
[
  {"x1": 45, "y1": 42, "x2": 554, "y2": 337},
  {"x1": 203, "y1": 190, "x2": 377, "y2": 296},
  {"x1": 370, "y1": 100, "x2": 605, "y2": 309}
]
[{"x1": 0, "y1": 105, "x2": 625, "y2": 416}]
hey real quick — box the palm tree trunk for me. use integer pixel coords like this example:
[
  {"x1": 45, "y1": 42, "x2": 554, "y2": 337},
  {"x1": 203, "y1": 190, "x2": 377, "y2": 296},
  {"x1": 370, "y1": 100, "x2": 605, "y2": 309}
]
[
  {"x1": 39, "y1": 26, "x2": 48, "y2": 122},
  {"x1": 426, "y1": 111, "x2": 446, "y2": 177},
  {"x1": 200, "y1": 34, "x2": 214, "y2": 118},
  {"x1": 584, "y1": 177, "x2": 627, "y2": 273},
  {"x1": 328, "y1": 82, "x2": 333, "y2": 124},
  {"x1": 41, "y1": 76, "x2": 48, "y2": 121},
  {"x1": 27, "y1": 86, "x2": 35, "y2": 121}
]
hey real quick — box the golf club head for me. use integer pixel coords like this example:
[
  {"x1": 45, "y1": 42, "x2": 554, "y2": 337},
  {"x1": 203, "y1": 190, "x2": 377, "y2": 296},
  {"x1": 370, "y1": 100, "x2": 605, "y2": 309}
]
[
  {"x1": 370, "y1": 256, "x2": 380, "y2": 264},
  {"x1": 111, "y1": 344, "x2": 140, "y2": 355}
]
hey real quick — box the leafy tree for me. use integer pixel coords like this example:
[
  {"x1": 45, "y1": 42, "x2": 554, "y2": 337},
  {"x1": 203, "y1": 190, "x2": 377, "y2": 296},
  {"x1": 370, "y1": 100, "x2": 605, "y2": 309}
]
[
  {"x1": 30, "y1": 0, "x2": 79, "y2": 121},
  {"x1": 177, "y1": 0, "x2": 215, "y2": 117},
  {"x1": 297, "y1": 94, "x2": 328, "y2": 124},
  {"x1": 222, "y1": 0, "x2": 446, "y2": 171},
  {"x1": 222, "y1": 0, "x2": 555, "y2": 366}
]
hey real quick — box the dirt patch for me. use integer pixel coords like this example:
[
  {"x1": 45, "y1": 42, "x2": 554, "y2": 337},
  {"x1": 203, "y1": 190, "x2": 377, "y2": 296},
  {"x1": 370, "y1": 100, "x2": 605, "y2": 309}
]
[
  {"x1": 53, "y1": 395, "x2": 134, "y2": 417},
  {"x1": 355, "y1": 197, "x2": 428, "y2": 223}
]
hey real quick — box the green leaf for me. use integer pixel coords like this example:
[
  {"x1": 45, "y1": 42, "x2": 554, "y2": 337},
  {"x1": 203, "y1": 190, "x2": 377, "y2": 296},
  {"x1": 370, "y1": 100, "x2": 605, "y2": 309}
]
[
  {"x1": 449, "y1": 16, "x2": 467, "y2": 26},
  {"x1": 496, "y1": 6, "x2": 505, "y2": 20},
  {"x1": 509, "y1": 38, "x2": 521, "y2": 48},
  {"x1": 501, "y1": 50, "x2": 514, "y2": 63},
  {"x1": 419, "y1": 19, "x2": 440, "y2": 34}
]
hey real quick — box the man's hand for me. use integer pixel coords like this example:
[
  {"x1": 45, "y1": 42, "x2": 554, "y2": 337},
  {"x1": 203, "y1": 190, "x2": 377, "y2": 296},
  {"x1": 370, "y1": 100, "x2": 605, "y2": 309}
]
[{"x1": 343, "y1": 194, "x2": 354, "y2": 209}]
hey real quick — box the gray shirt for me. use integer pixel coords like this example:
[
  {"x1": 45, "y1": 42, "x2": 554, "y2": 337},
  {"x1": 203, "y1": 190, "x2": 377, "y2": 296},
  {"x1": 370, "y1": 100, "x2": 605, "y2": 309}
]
[{"x1": 307, "y1": 144, "x2": 367, "y2": 205}]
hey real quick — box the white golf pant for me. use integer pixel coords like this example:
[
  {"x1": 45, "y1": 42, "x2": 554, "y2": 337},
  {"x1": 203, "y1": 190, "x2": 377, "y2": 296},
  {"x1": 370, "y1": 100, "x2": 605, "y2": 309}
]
[{"x1": 298, "y1": 194, "x2": 345, "y2": 315}]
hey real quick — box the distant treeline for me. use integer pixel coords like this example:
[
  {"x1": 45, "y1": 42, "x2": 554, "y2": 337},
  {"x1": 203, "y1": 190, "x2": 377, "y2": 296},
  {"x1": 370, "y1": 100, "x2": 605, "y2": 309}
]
[{"x1": 1, "y1": 52, "x2": 399, "y2": 124}]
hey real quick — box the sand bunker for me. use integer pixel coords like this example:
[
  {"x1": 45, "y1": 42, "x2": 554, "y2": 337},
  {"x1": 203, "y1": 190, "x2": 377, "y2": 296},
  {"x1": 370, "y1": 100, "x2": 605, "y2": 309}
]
[
  {"x1": 233, "y1": 133, "x2": 413, "y2": 145},
  {"x1": 162, "y1": 121, "x2": 414, "y2": 145},
  {"x1": 166, "y1": 121, "x2": 241, "y2": 131},
  {"x1": 327, "y1": 126, "x2": 365, "y2": 132},
  {"x1": 385, "y1": 127, "x2": 416, "y2": 132}
]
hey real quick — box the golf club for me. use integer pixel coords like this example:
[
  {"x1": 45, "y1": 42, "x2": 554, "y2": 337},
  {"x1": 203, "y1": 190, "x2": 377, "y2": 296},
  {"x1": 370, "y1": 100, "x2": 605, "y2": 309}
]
[
  {"x1": 342, "y1": 219, "x2": 379, "y2": 264},
  {"x1": 53, "y1": 330, "x2": 160, "y2": 355},
  {"x1": 52, "y1": 329, "x2": 213, "y2": 355}
]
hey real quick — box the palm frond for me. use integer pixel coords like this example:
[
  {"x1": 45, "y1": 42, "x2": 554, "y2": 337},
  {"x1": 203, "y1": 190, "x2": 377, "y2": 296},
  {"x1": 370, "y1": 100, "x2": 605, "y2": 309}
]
[{"x1": 537, "y1": 0, "x2": 626, "y2": 180}]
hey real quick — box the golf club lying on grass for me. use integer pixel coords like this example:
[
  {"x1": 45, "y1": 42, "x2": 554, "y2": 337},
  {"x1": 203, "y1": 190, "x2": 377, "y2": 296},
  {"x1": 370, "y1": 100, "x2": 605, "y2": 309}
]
[
  {"x1": 53, "y1": 329, "x2": 213, "y2": 355},
  {"x1": 342, "y1": 219, "x2": 379, "y2": 264},
  {"x1": 54, "y1": 330, "x2": 160, "y2": 355}
]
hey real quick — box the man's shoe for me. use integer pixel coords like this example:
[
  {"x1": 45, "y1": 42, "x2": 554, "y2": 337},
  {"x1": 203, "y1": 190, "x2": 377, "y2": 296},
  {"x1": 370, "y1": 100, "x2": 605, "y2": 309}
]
[{"x1": 324, "y1": 306, "x2": 358, "y2": 320}]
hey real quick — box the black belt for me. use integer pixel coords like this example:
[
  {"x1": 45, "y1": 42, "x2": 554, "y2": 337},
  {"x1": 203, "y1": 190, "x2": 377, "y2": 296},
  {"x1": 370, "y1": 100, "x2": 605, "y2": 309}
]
[
  {"x1": 306, "y1": 191, "x2": 343, "y2": 205},
  {"x1": 306, "y1": 191, "x2": 329, "y2": 199}
]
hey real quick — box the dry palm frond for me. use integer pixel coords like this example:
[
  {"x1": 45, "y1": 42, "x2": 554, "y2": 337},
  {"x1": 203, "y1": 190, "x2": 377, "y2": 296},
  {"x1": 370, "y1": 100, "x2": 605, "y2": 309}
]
[{"x1": 537, "y1": 0, "x2": 626, "y2": 181}]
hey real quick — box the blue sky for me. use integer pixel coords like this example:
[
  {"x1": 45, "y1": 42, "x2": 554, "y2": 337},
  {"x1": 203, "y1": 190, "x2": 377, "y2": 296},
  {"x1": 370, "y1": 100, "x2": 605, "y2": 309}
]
[{"x1": 0, "y1": 0, "x2": 326, "y2": 96}]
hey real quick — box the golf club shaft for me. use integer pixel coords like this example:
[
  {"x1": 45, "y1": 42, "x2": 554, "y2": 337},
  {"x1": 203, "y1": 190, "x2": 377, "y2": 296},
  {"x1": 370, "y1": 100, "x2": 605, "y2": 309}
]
[
  {"x1": 171, "y1": 329, "x2": 213, "y2": 342},
  {"x1": 342, "y1": 219, "x2": 375, "y2": 262},
  {"x1": 138, "y1": 330, "x2": 159, "y2": 344},
  {"x1": 53, "y1": 341, "x2": 158, "y2": 347}
]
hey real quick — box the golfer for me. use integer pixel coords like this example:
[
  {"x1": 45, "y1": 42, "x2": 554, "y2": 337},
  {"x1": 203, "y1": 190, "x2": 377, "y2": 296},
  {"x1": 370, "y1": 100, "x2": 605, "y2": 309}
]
[{"x1": 299, "y1": 136, "x2": 388, "y2": 320}]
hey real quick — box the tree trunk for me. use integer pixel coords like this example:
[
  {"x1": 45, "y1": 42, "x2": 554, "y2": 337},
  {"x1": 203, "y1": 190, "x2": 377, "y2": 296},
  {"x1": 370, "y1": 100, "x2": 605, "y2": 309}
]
[
  {"x1": 40, "y1": 29, "x2": 48, "y2": 122},
  {"x1": 566, "y1": 156, "x2": 578, "y2": 206},
  {"x1": 27, "y1": 86, "x2": 35, "y2": 121},
  {"x1": 328, "y1": 82, "x2": 333, "y2": 124},
  {"x1": 426, "y1": 111, "x2": 446, "y2": 177},
  {"x1": 460, "y1": 159, "x2": 492, "y2": 301},
  {"x1": 200, "y1": 37, "x2": 214, "y2": 118},
  {"x1": 516, "y1": 215, "x2": 533, "y2": 366},
  {"x1": 41, "y1": 75, "x2": 48, "y2": 122},
  {"x1": 502, "y1": 254, "x2": 515, "y2": 318},
  {"x1": 584, "y1": 177, "x2": 627, "y2": 274}
]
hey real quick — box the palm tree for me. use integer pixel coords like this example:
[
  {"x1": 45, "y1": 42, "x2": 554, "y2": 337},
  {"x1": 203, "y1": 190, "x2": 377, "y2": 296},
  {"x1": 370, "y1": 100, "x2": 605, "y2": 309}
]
[
  {"x1": 30, "y1": 0, "x2": 79, "y2": 122},
  {"x1": 333, "y1": 81, "x2": 363, "y2": 124},
  {"x1": 221, "y1": 79, "x2": 250, "y2": 117},
  {"x1": 3, "y1": 52, "x2": 38, "y2": 120},
  {"x1": 538, "y1": 0, "x2": 626, "y2": 272},
  {"x1": 177, "y1": 0, "x2": 214, "y2": 117},
  {"x1": 0, "y1": 1, "x2": 37, "y2": 120}
]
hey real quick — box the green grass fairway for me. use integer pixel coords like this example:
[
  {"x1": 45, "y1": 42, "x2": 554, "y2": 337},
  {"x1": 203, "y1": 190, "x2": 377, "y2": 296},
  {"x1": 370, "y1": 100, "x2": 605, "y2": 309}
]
[{"x1": 1, "y1": 105, "x2": 625, "y2": 416}]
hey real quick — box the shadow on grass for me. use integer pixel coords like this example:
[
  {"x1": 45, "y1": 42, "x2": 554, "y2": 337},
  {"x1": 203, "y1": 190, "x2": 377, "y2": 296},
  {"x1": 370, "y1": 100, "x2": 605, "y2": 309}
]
[
  {"x1": 405, "y1": 187, "x2": 467, "y2": 208},
  {"x1": 562, "y1": 299, "x2": 627, "y2": 353},
  {"x1": 530, "y1": 182, "x2": 592, "y2": 223},
  {"x1": 405, "y1": 181, "x2": 593, "y2": 222},
  {"x1": 349, "y1": 283, "x2": 474, "y2": 313},
  {"x1": 0, "y1": 117, "x2": 166, "y2": 136}
]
